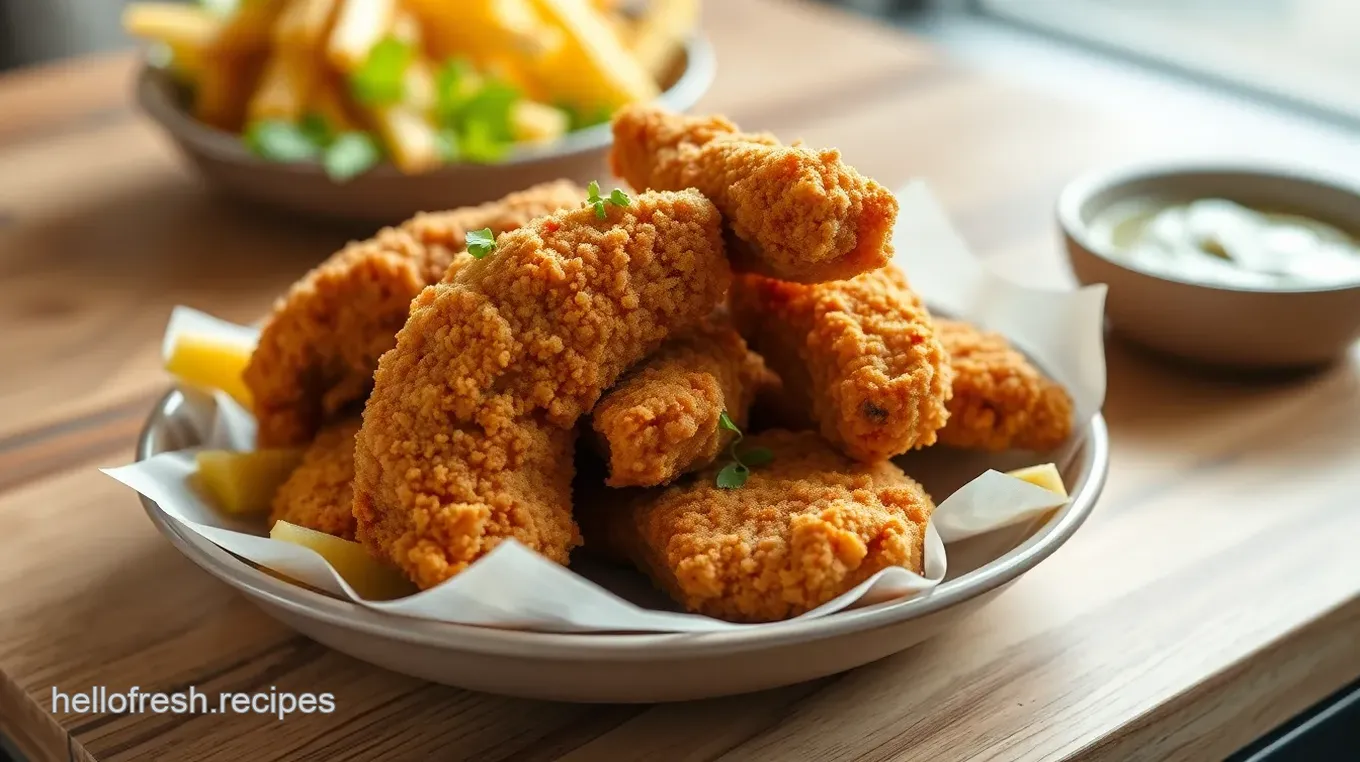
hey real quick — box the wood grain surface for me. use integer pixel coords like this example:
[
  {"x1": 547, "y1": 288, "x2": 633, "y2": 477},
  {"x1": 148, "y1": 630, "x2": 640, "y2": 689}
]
[{"x1": 1, "y1": 1, "x2": 1358, "y2": 760}]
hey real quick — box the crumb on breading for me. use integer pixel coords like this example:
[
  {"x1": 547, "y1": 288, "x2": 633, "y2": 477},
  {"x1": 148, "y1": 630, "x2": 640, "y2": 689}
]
[
  {"x1": 579, "y1": 429, "x2": 935, "y2": 623},
  {"x1": 935, "y1": 319, "x2": 1074, "y2": 451},
  {"x1": 244, "y1": 181, "x2": 588, "y2": 447},
  {"x1": 591, "y1": 319, "x2": 778, "y2": 487},
  {"x1": 352, "y1": 189, "x2": 733, "y2": 590},
  {"x1": 269, "y1": 417, "x2": 361, "y2": 540},
  {"x1": 611, "y1": 105, "x2": 896, "y2": 284},
  {"x1": 730, "y1": 265, "x2": 952, "y2": 462}
]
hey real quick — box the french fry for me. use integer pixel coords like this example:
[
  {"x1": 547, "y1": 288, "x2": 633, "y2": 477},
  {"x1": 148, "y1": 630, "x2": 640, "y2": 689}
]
[
  {"x1": 247, "y1": 0, "x2": 335, "y2": 122},
  {"x1": 629, "y1": 0, "x2": 698, "y2": 82},
  {"x1": 273, "y1": 0, "x2": 338, "y2": 48},
  {"x1": 211, "y1": 0, "x2": 287, "y2": 57},
  {"x1": 405, "y1": 0, "x2": 557, "y2": 72},
  {"x1": 123, "y1": 3, "x2": 222, "y2": 49},
  {"x1": 327, "y1": 0, "x2": 396, "y2": 72},
  {"x1": 123, "y1": 3, "x2": 223, "y2": 79},
  {"x1": 403, "y1": 56, "x2": 436, "y2": 113},
  {"x1": 192, "y1": 0, "x2": 280, "y2": 128},
  {"x1": 194, "y1": 52, "x2": 264, "y2": 132},
  {"x1": 370, "y1": 105, "x2": 440, "y2": 173},
  {"x1": 511, "y1": 101, "x2": 568, "y2": 143},
  {"x1": 307, "y1": 73, "x2": 360, "y2": 131},
  {"x1": 389, "y1": 8, "x2": 422, "y2": 46},
  {"x1": 247, "y1": 47, "x2": 316, "y2": 122},
  {"x1": 524, "y1": 0, "x2": 659, "y2": 112}
]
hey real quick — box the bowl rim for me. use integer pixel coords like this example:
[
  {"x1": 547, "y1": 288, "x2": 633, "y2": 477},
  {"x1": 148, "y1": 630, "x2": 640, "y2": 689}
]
[
  {"x1": 1057, "y1": 160, "x2": 1360, "y2": 295},
  {"x1": 135, "y1": 389, "x2": 1108, "y2": 661},
  {"x1": 134, "y1": 34, "x2": 716, "y2": 176}
]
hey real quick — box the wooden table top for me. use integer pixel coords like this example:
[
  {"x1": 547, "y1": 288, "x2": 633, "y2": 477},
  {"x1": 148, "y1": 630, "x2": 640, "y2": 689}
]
[{"x1": 2, "y1": 1, "x2": 1358, "y2": 760}]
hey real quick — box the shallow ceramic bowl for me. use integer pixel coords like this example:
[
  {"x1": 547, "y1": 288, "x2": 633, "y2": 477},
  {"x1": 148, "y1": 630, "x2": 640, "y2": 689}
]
[
  {"x1": 1060, "y1": 163, "x2": 1360, "y2": 368},
  {"x1": 136, "y1": 36, "x2": 715, "y2": 224},
  {"x1": 136, "y1": 390, "x2": 1108, "y2": 703}
]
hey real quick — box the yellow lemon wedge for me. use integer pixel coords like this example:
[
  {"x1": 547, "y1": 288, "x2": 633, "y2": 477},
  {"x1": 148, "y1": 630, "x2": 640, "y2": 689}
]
[
  {"x1": 269, "y1": 521, "x2": 415, "y2": 600},
  {"x1": 165, "y1": 333, "x2": 255, "y2": 408},
  {"x1": 1005, "y1": 463, "x2": 1068, "y2": 498},
  {"x1": 196, "y1": 449, "x2": 302, "y2": 514}
]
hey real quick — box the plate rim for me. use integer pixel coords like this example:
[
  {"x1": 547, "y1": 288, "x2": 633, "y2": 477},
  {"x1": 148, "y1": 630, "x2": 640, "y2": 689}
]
[{"x1": 136, "y1": 390, "x2": 1108, "y2": 660}]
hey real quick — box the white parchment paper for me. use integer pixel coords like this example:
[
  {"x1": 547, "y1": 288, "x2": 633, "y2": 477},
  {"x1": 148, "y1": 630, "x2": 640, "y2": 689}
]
[{"x1": 104, "y1": 183, "x2": 1107, "y2": 633}]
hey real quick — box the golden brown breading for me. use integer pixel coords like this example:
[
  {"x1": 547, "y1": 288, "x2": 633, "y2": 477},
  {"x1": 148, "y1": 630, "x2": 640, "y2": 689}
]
[
  {"x1": 244, "y1": 181, "x2": 588, "y2": 447},
  {"x1": 934, "y1": 319, "x2": 1073, "y2": 451},
  {"x1": 590, "y1": 320, "x2": 777, "y2": 488},
  {"x1": 610, "y1": 105, "x2": 896, "y2": 284},
  {"x1": 579, "y1": 430, "x2": 935, "y2": 623},
  {"x1": 352, "y1": 190, "x2": 732, "y2": 590},
  {"x1": 269, "y1": 417, "x2": 360, "y2": 540},
  {"x1": 730, "y1": 265, "x2": 952, "y2": 462}
]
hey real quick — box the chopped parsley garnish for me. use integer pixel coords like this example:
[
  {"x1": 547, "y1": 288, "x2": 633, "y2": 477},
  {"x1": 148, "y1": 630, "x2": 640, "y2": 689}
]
[
  {"x1": 435, "y1": 60, "x2": 519, "y2": 164},
  {"x1": 243, "y1": 120, "x2": 321, "y2": 163},
  {"x1": 323, "y1": 131, "x2": 381, "y2": 183},
  {"x1": 198, "y1": 0, "x2": 239, "y2": 17},
  {"x1": 244, "y1": 117, "x2": 380, "y2": 182},
  {"x1": 435, "y1": 127, "x2": 461, "y2": 162},
  {"x1": 298, "y1": 112, "x2": 333, "y2": 146},
  {"x1": 350, "y1": 37, "x2": 412, "y2": 106},
  {"x1": 466, "y1": 228, "x2": 496, "y2": 259},
  {"x1": 459, "y1": 119, "x2": 509, "y2": 163},
  {"x1": 586, "y1": 181, "x2": 631, "y2": 219},
  {"x1": 714, "y1": 411, "x2": 773, "y2": 489},
  {"x1": 434, "y1": 59, "x2": 479, "y2": 125}
]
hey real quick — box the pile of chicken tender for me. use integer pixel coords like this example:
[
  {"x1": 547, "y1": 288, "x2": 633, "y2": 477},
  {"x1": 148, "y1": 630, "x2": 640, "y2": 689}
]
[{"x1": 246, "y1": 104, "x2": 1074, "y2": 623}]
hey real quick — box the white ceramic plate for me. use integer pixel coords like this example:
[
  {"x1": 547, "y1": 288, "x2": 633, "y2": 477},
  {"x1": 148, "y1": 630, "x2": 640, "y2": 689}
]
[{"x1": 136, "y1": 389, "x2": 1107, "y2": 702}]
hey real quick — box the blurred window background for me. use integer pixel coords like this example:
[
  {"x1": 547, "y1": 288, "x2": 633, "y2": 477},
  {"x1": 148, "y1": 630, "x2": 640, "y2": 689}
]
[{"x1": 4, "y1": 0, "x2": 1358, "y2": 127}]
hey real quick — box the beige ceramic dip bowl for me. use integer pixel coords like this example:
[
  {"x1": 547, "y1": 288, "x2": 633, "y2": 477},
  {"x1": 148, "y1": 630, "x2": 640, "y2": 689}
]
[{"x1": 1059, "y1": 163, "x2": 1360, "y2": 368}]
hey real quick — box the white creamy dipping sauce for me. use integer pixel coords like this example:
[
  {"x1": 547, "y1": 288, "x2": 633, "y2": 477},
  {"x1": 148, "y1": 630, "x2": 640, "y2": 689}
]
[{"x1": 1088, "y1": 197, "x2": 1360, "y2": 289}]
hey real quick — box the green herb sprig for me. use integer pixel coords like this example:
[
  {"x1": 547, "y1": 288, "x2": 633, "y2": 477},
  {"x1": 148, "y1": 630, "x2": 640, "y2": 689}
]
[
  {"x1": 243, "y1": 115, "x2": 381, "y2": 183},
  {"x1": 435, "y1": 59, "x2": 519, "y2": 164},
  {"x1": 586, "y1": 181, "x2": 631, "y2": 219},
  {"x1": 714, "y1": 411, "x2": 774, "y2": 489},
  {"x1": 466, "y1": 228, "x2": 496, "y2": 259},
  {"x1": 350, "y1": 37, "x2": 412, "y2": 106}
]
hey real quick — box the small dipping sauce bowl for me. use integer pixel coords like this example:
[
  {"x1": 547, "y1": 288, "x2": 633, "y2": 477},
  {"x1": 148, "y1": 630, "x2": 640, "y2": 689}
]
[{"x1": 1059, "y1": 162, "x2": 1360, "y2": 368}]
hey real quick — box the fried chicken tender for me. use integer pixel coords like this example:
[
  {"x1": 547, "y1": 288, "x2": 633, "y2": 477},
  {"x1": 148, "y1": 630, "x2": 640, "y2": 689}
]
[
  {"x1": 730, "y1": 265, "x2": 952, "y2": 462},
  {"x1": 269, "y1": 417, "x2": 360, "y2": 540},
  {"x1": 935, "y1": 319, "x2": 1074, "y2": 451},
  {"x1": 352, "y1": 190, "x2": 732, "y2": 589},
  {"x1": 580, "y1": 430, "x2": 935, "y2": 622},
  {"x1": 610, "y1": 105, "x2": 897, "y2": 284},
  {"x1": 591, "y1": 319, "x2": 777, "y2": 488},
  {"x1": 244, "y1": 181, "x2": 588, "y2": 447}
]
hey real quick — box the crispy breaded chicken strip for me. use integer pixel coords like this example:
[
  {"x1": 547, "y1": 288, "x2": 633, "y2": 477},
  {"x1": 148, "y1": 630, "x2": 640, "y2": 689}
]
[
  {"x1": 730, "y1": 265, "x2": 952, "y2": 462},
  {"x1": 610, "y1": 105, "x2": 897, "y2": 284},
  {"x1": 591, "y1": 319, "x2": 777, "y2": 488},
  {"x1": 353, "y1": 190, "x2": 731, "y2": 589},
  {"x1": 580, "y1": 430, "x2": 935, "y2": 622},
  {"x1": 935, "y1": 319, "x2": 1073, "y2": 451},
  {"x1": 244, "y1": 181, "x2": 588, "y2": 447},
  {"x1": 269, "y1": 417, "x2": 360, "y2": 540}
]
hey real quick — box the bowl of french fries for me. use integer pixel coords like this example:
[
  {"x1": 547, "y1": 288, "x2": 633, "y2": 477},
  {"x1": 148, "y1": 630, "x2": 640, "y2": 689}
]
[{"x1": 126, "y1": 0, "x2": 711, "y2": 223}]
